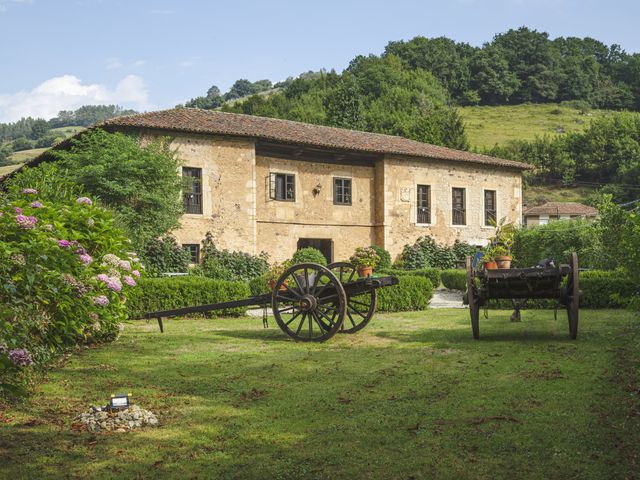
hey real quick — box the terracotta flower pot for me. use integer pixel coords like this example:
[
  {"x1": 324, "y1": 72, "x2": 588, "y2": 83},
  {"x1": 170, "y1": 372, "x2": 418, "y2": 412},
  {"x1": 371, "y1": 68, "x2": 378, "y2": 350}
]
[
  {"x1": 484, "y1": 261, "x2": 498, "y2": 270},
  {"x1": 357, "y1": 266, "x2": 373, "y2": 278},
  {"x1": 495, "y1": 256, "x2": 512, "y2": 269},
  {"x1": 268, "y1": 279, "x2": 289, "y2": 292}
]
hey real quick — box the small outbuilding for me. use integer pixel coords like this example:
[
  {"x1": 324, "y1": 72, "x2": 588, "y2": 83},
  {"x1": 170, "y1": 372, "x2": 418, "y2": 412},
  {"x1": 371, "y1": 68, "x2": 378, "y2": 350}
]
[{"x1": 523, "y1": 201, "x2": 598, "y2": 227}]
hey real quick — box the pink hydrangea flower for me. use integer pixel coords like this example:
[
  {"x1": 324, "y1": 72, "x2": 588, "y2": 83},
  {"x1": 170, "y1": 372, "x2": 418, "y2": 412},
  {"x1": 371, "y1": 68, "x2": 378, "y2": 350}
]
[
  {"x1": 131, "y1": 269, "x2": 141, "y2": 277},
  {"x1": 96, "y1": 273, "x2": 110, "y2": 282},
  {"x1": 123, "y1": 275, "x2": 136, "y2": 287},
  {"x1": 76, "y1": 197, "x2": 93, "y2": 205},
  {"x1": 93, "y1": 295, "x2": 109, "y2": 306},
  {"x1": 16, "y1": 215, "x2": 37, "y2": 229},
  {"x1": 106, "y1": 277, "x2": 122, "y2": 292},
  {"x1": 118, "y1": 260, "x2": 132, "y2": 271},
  {"x1": 8, "y1": 348, "x2": 33, "y2": 367},
  {"x1": 14, "y1": 207, "x2": 22, "y2": 214},
  {"x1": 58, "y1": 240, "x2": 72, "y2": 248},
  {"x1": 79, "y1": 253, "x2": 93, "y2": 265},
  {"x1": 29, "y1": 201, "x2": 43, "y2": 208},
  {"x1": 22, "y1": 188, "x2": 38, "y2": 195}
]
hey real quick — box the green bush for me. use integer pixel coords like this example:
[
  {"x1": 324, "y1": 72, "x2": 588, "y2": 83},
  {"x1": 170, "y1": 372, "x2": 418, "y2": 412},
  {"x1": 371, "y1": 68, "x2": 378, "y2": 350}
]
[
  {"x1": 140, "y1": 235, "x2": 191, "y2": 276},
  {"x1": 441, "y1": 269, "x2": 467, "y2": 290},
  {"x1": 127, "y1": 276, "x2": 251, "y2": 318},
  {"x1": 292, "y1": 247, "x2": 327, "y2": 266},
  {"x1": 512, "y1": 220, "x2": 600, "y2": 268},
  {"x1": 378, "y1": 268, "x2": 441, "y2": 288},
  {"x1": 249, "y1": 275, "x2": 270, "y2": 296},
  {"x1": 370, "y1": 245, "x2": 392, "y2": 270},
  {"x1": 0, "y1": 190, "x2": 142, "y2": 398},
  {"x1": 579, "y1": 273, "x2": 637, "y2": 308},
  {"x1": 199, "y1": 232, "x2": 269, "y2": 281},
  {"x1": 377, "y1": 276, "x2": 433, "y2": 312},
  {"x1": 399, "y1": 236, "x2": 474, "y2": 270}
]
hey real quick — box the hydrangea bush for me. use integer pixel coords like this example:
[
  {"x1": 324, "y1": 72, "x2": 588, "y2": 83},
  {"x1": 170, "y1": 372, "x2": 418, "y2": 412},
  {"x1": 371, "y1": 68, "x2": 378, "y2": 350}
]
[{"x1": 0, "y1": 189, "x2": 143, "y2": 398}]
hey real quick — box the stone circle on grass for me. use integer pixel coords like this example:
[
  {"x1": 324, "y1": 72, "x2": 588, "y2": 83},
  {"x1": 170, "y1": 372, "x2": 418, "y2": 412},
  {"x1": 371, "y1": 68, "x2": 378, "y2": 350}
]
[{"x1": 73, "y1": 405, "x2": 158, "y2": 433}]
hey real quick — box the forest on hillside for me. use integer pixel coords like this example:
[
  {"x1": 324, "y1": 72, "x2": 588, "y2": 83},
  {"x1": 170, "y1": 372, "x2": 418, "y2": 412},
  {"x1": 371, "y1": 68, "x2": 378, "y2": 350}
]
[{"x1": 183, "y1": 27, "x2": 640, "y2": 201}]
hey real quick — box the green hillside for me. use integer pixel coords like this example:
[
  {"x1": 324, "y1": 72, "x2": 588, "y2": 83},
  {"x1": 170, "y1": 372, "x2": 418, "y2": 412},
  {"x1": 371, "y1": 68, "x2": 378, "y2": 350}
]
[{"x1": 459, "y1": 103, "x2": 611, "y2": 149}]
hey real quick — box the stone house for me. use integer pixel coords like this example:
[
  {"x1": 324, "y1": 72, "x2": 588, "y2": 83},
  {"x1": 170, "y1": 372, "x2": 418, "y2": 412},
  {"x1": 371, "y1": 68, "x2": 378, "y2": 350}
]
[
  {"x1": 21, "y1": 109, "x2": 532, "y2": 263},
  {"x1": 523, "y1": 202, "x2": 598, "y2": 227}
]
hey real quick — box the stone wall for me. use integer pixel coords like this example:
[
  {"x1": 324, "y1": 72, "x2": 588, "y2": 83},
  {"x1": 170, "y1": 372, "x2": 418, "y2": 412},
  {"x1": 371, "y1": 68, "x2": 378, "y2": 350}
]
[
  {"x1": 381, "y1": 155, "x2": 522, "y2": 260},
  {"x1": 255, "y1": 155, "x2": 377, "y2": 262},
  {"x1": 147, "y1": 132, "x2": 257, "y2": 253}
]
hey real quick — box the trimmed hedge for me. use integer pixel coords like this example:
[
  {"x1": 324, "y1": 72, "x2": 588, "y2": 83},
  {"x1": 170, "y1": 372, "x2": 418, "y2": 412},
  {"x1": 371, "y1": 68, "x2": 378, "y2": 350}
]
[
  {"x1": 441, "y1": 269, "x2": 467, "y2": 290},
  {"x1": 377, "y1": 275, "x2": 433, "y2": 312},
  {"x1": 249, "y1": 275, "x2": 270, "y2": 296},
  {"x1": 127, "y1": 276, "x2": 251, "y2": 318},
  {"x1": 379, "y1": 268, "x2": 441, "y2": 289}
]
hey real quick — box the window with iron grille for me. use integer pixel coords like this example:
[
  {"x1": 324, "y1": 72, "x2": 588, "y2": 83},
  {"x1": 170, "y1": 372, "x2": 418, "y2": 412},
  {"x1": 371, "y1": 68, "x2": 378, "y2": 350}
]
[
  {"x1": 182, "y1": 167, "x2": 203, "y2": 214},
  {"x1": 452, "y1": 188, "x2": 466, "y2": 225},
  {"x1": 269, "y1": 173, "x2": 295, "y2": 201},
  {"x1": 333, "y1": 178, "x2": 352, "y2": 205},
  {"x1": 416, "y1": 184, "x2": 431, "y2": 224},
  {"x1": 484, "y1": 190, "x2": 497, "y2": 226},
  {"x1": 183, "y1": 244, "x2": 200, "y2": 264}
]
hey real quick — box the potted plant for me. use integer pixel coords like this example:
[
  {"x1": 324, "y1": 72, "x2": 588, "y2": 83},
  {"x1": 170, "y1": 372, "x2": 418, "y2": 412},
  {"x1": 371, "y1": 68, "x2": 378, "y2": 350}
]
[
  {"x1": 482, "y1": 244, "x2": 498, "y2": 270},
  {"x1": 493, "y1": 218, "x2": 516, "y2": 269},
  {"x1": 349, "y1": 247, "x2": 380, "y2": 278},
  {"x1": 266, "y1": 261, "x2": 291, "y2": 291}
]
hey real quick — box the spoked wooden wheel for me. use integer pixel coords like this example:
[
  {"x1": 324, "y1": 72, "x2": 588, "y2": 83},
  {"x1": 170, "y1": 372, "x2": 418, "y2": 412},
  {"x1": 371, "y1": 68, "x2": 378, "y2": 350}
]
[
  {"x1": 272, "y1": 263, "x2": 346, "y2": 342},
  {"x1": 466, "y1": 256, "x2": 480, "y2": 339},
  {"x1": 326, "y1": 262, "x2": 377, "y2": 334},
  {"x1": 566, "y1": 252, "x2": 579, "y2": 339}
]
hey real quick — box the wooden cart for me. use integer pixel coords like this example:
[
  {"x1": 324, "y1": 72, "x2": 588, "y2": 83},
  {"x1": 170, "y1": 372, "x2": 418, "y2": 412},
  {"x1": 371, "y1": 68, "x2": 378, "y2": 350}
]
[
  {"x1": 465, "y1": 253, "x2": 580, "y2": 339},
  {"x1": 143, "y1": 262, "x2": 399, "y2": 342}
]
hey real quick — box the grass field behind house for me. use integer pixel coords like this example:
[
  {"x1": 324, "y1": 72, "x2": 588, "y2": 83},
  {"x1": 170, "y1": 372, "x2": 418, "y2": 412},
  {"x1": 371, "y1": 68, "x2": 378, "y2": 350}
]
[
  {"x1": 1, "y1": 309, "x2": 638, "y2": 479},
  {"x1": 459, "y1": 103, "x2": 610, "y2": 149}
]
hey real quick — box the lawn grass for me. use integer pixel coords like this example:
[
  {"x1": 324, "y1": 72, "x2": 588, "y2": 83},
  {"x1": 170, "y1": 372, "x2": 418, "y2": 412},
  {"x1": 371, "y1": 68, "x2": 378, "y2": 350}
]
[
  {"x1": 523, "y1": 185, "x2": 596, "y2": 207},
  {"x1": 460, "y1": 103, "x2": 611, "y2": 149},
  {"x1": 1, "y1": 309, "x2": 638, "y2": 479},
  {"x1": 0, "y1": 163, "x2": 23, "y2": 177}
]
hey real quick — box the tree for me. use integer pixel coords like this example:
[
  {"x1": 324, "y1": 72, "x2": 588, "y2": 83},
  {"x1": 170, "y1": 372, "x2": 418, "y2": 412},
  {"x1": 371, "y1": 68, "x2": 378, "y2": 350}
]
[
  {"x1": 50, "y1": 129, "x2": 184, "y2": 248},
  {"x1": 324, "y1": 74, "x2": 363, "y2": 129}
]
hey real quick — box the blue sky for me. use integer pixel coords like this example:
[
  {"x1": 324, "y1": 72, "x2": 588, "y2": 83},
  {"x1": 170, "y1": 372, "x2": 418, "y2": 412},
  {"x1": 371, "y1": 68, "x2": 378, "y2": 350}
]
[{"x1": 0, "y1": 0, "x2": 638, "y2": 122}]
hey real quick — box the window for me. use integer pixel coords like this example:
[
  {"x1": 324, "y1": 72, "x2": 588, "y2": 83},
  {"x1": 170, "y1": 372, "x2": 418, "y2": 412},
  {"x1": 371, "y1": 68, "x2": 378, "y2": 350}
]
[
  {"x1": 452, "y1": 188, "x2": 466, "y2": 225},
  {"x1": 183, "y1": 244, "x2": 200, "y2": 264},
  {"x1": 484, "y1": 190, "x2": 496, "y2": 226},
  {"x1": 416, "y1": 184, "x2": 431, "y2": 224},
  {"x1": 183, "y1": 167, "x2": 203, "y2": 214},
  {"x1": 333, "y1": 178, "x2": 352, "y2": 205},
  {"x1": 269, "y1": 173, "x2": 295, "y2": 201}
]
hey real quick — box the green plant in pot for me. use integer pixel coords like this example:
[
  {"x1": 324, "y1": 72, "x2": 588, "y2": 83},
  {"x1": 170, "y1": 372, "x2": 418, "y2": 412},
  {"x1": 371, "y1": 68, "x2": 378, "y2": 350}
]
[
  {"x1": 266, "y1": 260, "x2": 292, "y2": 291},
  {"x1": 349, "y1": 247, "x2": 380, "y2": 278},
  {"x1": 482, "y1": 244, "x2": 498, "y2": 270},
  {"x1": 494, "y1": 218, "x2": 516, "y2": 268}
]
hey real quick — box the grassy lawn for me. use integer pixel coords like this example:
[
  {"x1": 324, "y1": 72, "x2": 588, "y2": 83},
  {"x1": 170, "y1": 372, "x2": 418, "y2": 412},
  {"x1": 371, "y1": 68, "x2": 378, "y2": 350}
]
[
  {"x1": 460, "y1": 103, "x2": 611, "y2": 149},
  {"x1": 1, "y1": 309, "x2": 638, "y2": 479}
]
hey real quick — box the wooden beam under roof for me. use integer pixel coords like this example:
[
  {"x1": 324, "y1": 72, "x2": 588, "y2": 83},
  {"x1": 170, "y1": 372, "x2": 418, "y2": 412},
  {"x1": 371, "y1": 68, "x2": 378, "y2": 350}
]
[{"x1": 256, "y1": 140, "x2": 381, "y2": 167}]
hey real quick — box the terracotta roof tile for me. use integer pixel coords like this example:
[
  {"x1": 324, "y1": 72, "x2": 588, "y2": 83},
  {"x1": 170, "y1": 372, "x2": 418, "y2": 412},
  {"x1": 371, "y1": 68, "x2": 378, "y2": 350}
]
[
  {"x1": 524, "y1": 202, "x2": 598, "y2": 216},
  {"x1": 99, "y1": 108, "x2": 531, "y2": 170}
]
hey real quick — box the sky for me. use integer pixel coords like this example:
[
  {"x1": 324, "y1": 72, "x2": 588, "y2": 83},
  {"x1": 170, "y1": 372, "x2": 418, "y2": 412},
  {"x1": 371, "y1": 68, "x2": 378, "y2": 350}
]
[{"x1": 0, "y1": 0, "x2": 639, "y2": 122}]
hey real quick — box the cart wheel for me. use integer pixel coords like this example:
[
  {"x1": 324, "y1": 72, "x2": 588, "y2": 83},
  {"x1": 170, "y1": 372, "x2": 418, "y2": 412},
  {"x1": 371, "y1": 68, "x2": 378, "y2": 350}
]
[
  {"x1": 566, "y1": 252, "x2": 579, "y2": 339},
  {"x1": 272, "y1": 263, "x2": 346, "y2": 342},
  {"x1": 466, "y1": 256, "x2": 480, "y2": 339},
  {"x1": 326, "y1": 262, "x2": 377, "y2": 334}
]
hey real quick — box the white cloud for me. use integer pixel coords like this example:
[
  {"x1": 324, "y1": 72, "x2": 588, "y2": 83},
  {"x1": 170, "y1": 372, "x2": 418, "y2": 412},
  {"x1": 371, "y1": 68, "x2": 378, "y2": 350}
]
[
  {"x1": 106, "y1": 57, "x2": 123, "y2": 70},
  {"x1": 0, "y1": 74, "x2": 151, "y2": 122}
]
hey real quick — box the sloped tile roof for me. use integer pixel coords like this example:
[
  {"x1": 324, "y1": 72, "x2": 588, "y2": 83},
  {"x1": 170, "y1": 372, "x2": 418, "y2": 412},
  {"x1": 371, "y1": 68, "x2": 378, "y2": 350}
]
[
  {"x1": 524, "y1": 202, "x2": 598, "y2": 216},
  {"x1": 100, "y1": 108, "x2": 531, "y2": 170}
]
